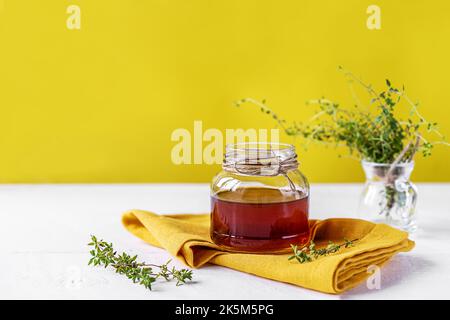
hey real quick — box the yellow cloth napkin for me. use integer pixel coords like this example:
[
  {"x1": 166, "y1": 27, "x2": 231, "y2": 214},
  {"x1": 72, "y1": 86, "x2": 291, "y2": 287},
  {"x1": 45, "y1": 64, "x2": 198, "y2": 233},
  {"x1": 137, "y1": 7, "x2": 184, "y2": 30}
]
[{"x1": 122, "y1": 210, "x2": 414, "y2": 294}]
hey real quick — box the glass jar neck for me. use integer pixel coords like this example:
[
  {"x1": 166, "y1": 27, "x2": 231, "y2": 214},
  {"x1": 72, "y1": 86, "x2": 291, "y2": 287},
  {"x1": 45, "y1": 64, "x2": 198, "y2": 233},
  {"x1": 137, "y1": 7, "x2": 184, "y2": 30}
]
[
  {"x1": 223, "y1": 142, "x2": 298, "y2": 176},
  {"x1": 361, "y1": 160, "x2": 414, "y2": 181}
]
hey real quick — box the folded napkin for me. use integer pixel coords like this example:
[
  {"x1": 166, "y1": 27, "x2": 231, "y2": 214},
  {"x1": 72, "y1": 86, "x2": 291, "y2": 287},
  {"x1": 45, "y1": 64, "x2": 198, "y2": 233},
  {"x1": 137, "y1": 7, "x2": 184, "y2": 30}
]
[{"x1": 122, "y1": 210, "x2": 414, "y2": 294}]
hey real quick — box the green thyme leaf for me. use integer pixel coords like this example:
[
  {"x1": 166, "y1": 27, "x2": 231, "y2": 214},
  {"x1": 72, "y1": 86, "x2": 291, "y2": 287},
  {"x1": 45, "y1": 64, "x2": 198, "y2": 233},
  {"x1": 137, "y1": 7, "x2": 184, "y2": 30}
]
[{"x1": 289, "y1": 239, "x2": 357, "y2": 264}]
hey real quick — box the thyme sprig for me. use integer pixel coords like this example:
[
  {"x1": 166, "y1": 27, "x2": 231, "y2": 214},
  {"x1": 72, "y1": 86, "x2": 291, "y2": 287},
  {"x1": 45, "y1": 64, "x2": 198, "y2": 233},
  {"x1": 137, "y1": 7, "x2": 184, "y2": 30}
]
[
  {"x1": 88, "y1": 235, "x2": 193, "y2": 290},
  {"x1": 288, "y1": 239, "x2": 356, "y2": 264}
]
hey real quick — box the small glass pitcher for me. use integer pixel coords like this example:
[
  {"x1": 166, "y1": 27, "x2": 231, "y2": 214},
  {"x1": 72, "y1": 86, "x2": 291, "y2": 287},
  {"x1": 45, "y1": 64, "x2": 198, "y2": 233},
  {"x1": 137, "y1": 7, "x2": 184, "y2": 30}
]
[{"x1": 358, "y1": 160, "x2": 418, "y2": 233}]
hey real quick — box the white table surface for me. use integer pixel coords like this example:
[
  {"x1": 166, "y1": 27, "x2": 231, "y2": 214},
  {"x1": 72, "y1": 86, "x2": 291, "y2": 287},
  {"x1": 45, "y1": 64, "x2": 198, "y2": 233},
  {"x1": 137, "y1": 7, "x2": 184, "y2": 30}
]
[{"x1": 0, "y1": 183, "x2": 449, "y2": 300}]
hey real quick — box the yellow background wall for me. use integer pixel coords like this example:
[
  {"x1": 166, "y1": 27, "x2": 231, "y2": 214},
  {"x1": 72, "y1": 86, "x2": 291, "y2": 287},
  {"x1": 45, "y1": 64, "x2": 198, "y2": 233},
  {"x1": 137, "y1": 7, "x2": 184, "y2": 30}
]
[{"x1": 0, "y1": 0, "x2": 449, "y2": 183}]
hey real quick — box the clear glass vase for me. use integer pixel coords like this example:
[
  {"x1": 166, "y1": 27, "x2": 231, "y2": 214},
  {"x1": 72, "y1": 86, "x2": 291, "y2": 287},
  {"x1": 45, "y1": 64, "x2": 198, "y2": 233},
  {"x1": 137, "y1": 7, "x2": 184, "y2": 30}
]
[{"x1": 358, "y1": 160, "x2": 418, "y2": 233}]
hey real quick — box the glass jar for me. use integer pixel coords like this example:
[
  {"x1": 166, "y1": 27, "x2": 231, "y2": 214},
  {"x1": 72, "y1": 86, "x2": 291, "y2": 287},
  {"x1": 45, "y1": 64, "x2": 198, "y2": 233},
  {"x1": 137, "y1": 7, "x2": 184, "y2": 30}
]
[
  {"x1": 210, "y1": 142, "x2": 310, "y2": 253},
  {"x1": 358, "y1": 160, "x2": 418, "y2": 233}
]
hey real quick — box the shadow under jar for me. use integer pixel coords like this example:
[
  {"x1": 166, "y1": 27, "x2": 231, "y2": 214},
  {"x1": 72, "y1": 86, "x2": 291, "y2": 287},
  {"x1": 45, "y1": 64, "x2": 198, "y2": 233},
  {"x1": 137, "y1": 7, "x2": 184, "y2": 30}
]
[{"x1": 210, "y1": 142, "x2": 310, "y2": 253}]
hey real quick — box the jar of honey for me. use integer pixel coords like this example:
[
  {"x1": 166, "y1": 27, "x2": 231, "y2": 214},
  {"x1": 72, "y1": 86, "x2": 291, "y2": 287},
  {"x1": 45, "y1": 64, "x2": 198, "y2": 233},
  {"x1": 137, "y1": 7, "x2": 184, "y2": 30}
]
[{"x1": 210, "y1": 142, "x2": 310, "y2": 253}]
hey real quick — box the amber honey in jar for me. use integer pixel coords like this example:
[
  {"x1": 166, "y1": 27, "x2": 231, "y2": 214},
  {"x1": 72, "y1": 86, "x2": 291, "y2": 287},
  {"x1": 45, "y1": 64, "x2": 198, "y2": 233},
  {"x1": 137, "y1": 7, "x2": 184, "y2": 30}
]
[{"x1": 210, "y1": 142, "x2": 310, "y2": 253}]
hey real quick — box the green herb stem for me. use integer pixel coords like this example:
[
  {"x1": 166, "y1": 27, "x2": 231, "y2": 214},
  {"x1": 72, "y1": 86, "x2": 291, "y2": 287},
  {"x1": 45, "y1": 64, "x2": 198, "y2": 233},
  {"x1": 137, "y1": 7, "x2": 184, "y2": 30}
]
[
  {"x1": 288, "y1": 239, "x2": 356, "y2": 264},
  {"x1": 88, "y1": 235, "x2": 193, "y2": 290}
]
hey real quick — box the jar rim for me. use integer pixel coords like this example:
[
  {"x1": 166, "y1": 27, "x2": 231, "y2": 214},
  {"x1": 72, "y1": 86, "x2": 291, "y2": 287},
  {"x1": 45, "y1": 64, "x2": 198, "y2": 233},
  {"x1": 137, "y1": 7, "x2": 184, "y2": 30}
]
[
  {"x1": 225, "y1": 142, "x2": 295, "y2": 152},
  {"x1": 223, "y1": 142, "x2": 298, "y2": 176},
  {"x1": 361, "y1": 160, "x2": 415, "y2": 167}
]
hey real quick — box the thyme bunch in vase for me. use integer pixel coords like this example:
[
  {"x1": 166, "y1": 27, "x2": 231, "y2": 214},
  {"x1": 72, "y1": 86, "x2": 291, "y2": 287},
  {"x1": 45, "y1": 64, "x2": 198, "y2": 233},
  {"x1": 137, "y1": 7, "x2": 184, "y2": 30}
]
[{"x1": 236, "y1": 67, "x2": 448, "y2": 232}]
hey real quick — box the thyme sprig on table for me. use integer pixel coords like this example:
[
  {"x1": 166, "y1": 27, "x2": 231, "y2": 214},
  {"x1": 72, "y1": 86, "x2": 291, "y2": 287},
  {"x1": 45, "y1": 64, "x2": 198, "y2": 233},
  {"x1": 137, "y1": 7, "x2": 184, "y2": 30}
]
[
  {"x1": 289, "y1": 239, "x2": 355, "y2": 264},
  {"x1": 88, "y1": 235, "x2": 193, "y2": 290}
]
